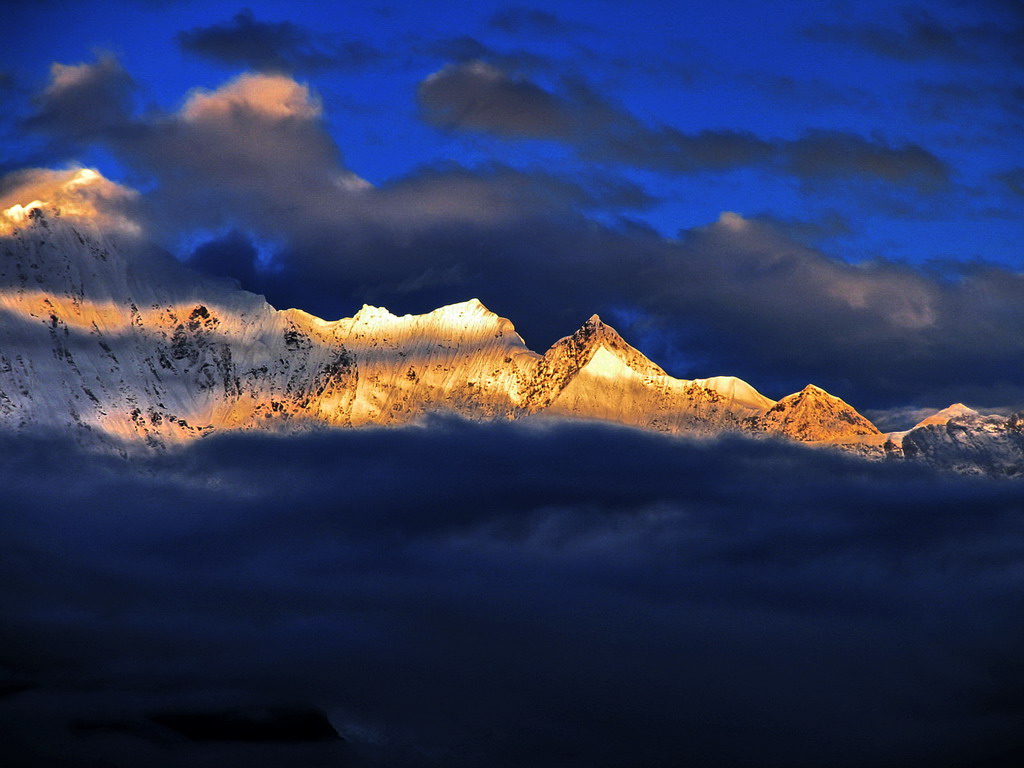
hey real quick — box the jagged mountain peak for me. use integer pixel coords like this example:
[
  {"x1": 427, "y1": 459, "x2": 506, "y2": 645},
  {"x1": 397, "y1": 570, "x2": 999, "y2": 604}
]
[
  {"x1": 428, "y1": 297, "x2": 503, "y2": 322},
  {"x1": 554, "y1": 314, "x2": 667, "y2": 377},
  {"x1": 352, "y1": 303, "x2": 396, "y2": 322},
  {"x1": 886, "y1": 403, "x2": 983, "y2": 450},
  {"x1": 795, "y1": 383, "x2": 830, "y2": 398}
]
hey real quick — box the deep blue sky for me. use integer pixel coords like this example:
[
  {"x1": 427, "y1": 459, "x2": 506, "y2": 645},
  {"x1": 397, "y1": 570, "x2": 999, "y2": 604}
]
[{"x1": 1, "y1": 0, "x2": 1022, "y2": 411}]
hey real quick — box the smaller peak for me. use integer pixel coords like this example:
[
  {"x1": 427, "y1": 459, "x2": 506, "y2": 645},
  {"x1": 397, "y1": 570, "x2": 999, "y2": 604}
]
[
  {"x1": 772, "y1": 383, "x2": 848, "y2": 407},
  {"x1": 431, "y1": 298, "x2": 500, "y2": 318},
  {"x1": 549, "y1": 314, "x2": 666, "y2": 377},
  {"x1": 795, "y1": 384, "x2": 845, "y2": 402},
  {"x1": 574, "y1": 314, "x2": 615, "y2": 335},
  {"x1": 913, "y1": 402, "x2": 979, "y2": 430},
  {"x1": 352, "y1": 303, "x2": 395, "y2": 321},
  {"x1": 571, "y1": 313, "x2": 621, "y2": 342},
  {"x1": 454, "y1": 297, "x2": 491, "y2": 312}
]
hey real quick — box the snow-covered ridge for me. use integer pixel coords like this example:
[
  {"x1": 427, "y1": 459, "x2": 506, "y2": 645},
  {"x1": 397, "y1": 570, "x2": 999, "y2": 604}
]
[
  {"x1": 0, "y1": 210, "x2": 790, "y2": 448},
  {"x1": 1, "y1": 206, "x2": 1020, "y2": 475}
]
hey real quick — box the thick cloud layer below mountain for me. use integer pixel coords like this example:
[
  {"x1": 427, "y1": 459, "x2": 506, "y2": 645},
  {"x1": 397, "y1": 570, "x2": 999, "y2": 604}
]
[{"x1": 2, "y1": 421, "x2": 1023, "y2": 767}]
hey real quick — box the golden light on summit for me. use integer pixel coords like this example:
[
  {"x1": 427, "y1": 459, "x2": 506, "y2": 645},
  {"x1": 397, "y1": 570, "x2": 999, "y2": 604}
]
[{"x1": 0, "y1": 167, "x2": 139, "y2": 235}]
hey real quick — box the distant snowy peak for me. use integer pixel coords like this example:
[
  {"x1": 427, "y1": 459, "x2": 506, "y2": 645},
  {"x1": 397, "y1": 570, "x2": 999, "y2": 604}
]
[
  {"x1": 885, "y1": 403, "x2": 982, "y2": 449},
  {"x1": 913, "y1": 402, "x2": 978, "y2": 429},
  {"x1": 748, "y1": 384, "x2": 882, "y2": 443},
  {"x1": 898, "y1": 412, "x2": 1024, "y2": 477}
]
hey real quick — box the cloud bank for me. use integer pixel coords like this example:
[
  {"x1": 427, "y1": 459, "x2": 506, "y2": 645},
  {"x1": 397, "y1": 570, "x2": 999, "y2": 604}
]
[
  {"x1": 176, "y1": 9, "x2": 380, "y2": 73},
  {"x1": 418, "y1": 61, "x2": 950, "y2": 190},
  {"x1": 2, "y1": 422, "x2": 1023, "y2": 766}
]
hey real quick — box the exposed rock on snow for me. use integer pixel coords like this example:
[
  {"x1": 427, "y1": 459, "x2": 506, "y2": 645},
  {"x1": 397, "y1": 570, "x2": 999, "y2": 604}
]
[{"x1": 893, "y1": 413, "x2": 1024, "y2": 476}]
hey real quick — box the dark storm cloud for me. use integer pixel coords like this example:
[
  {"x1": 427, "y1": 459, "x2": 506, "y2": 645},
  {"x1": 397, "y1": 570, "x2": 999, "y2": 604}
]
[
  {"x1": 418, "y1": 61, "x2": 574, "y2": 138},
  {"x1": 185, "y1": 228, "x2": 261, "y2": 287},
  {"x1": 654, "y1": 214, "x2": 1024, "y2": 407},
  {"x1": 907, "y1": 79, "x2": 1024, "y2": 139},
  {"x1": 418, "y1": 62, "x2": 950, "y2": 190},
  {"x1": 176, "y1": 9, "x2": 380, "y2": 72},
  {"x1": 376, "y1": 161, "x2": 658, "y2": 216},
  {"x1": 587, "y1": 126, "x2": 777, "y2": 173},
  {"x1": 803, "y1": 7, "x2": 1024, "y2": 64},
  {"x1": 782, "y1": 129, "x2": 949, "y2": 191},
  {"x1": 746, "y1": 73, "x2": 876, "y2": 110},
  {"x1": 2, "y1": 424, "x2": 1023, "y2": 767},
  {"x1": 995, "y1": 167, "x2": 1024, "y2": 197},
  {"x1": 487, "y1": 6, "x2": 574, "y2": 36},
  {"x1": 418, "y1": 36, "x2": 552, "y2": 74},
  {"x1": 24, "y1": 53, "x2": 136, "y2": 144},
  {"x1": 38, "y1": 68, "x2": 364, "y2": 242}
]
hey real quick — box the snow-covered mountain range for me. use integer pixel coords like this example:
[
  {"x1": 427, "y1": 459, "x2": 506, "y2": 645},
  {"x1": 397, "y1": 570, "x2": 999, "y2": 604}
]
[{"x1": 2, "y1": 190, "x2": 1021, "y2": 475}]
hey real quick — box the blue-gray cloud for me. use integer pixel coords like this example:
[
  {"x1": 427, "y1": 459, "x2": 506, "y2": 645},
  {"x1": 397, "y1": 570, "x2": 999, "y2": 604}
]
[
  {"x1": 487, "y1": 6, "x2": 575, "y2": 36},
  {"x1": 802, "y1": 7, "x2": 1024, "y2": 64},
  {"x1": 176, "y1": 9, "x2": 380, "y2": 73},
  {"x1": 2, "y1": 424, "x2": 1023, "y2": 766},
  {"x1": 417, "y1": 61, "x2": 950, "y2": 191}
]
